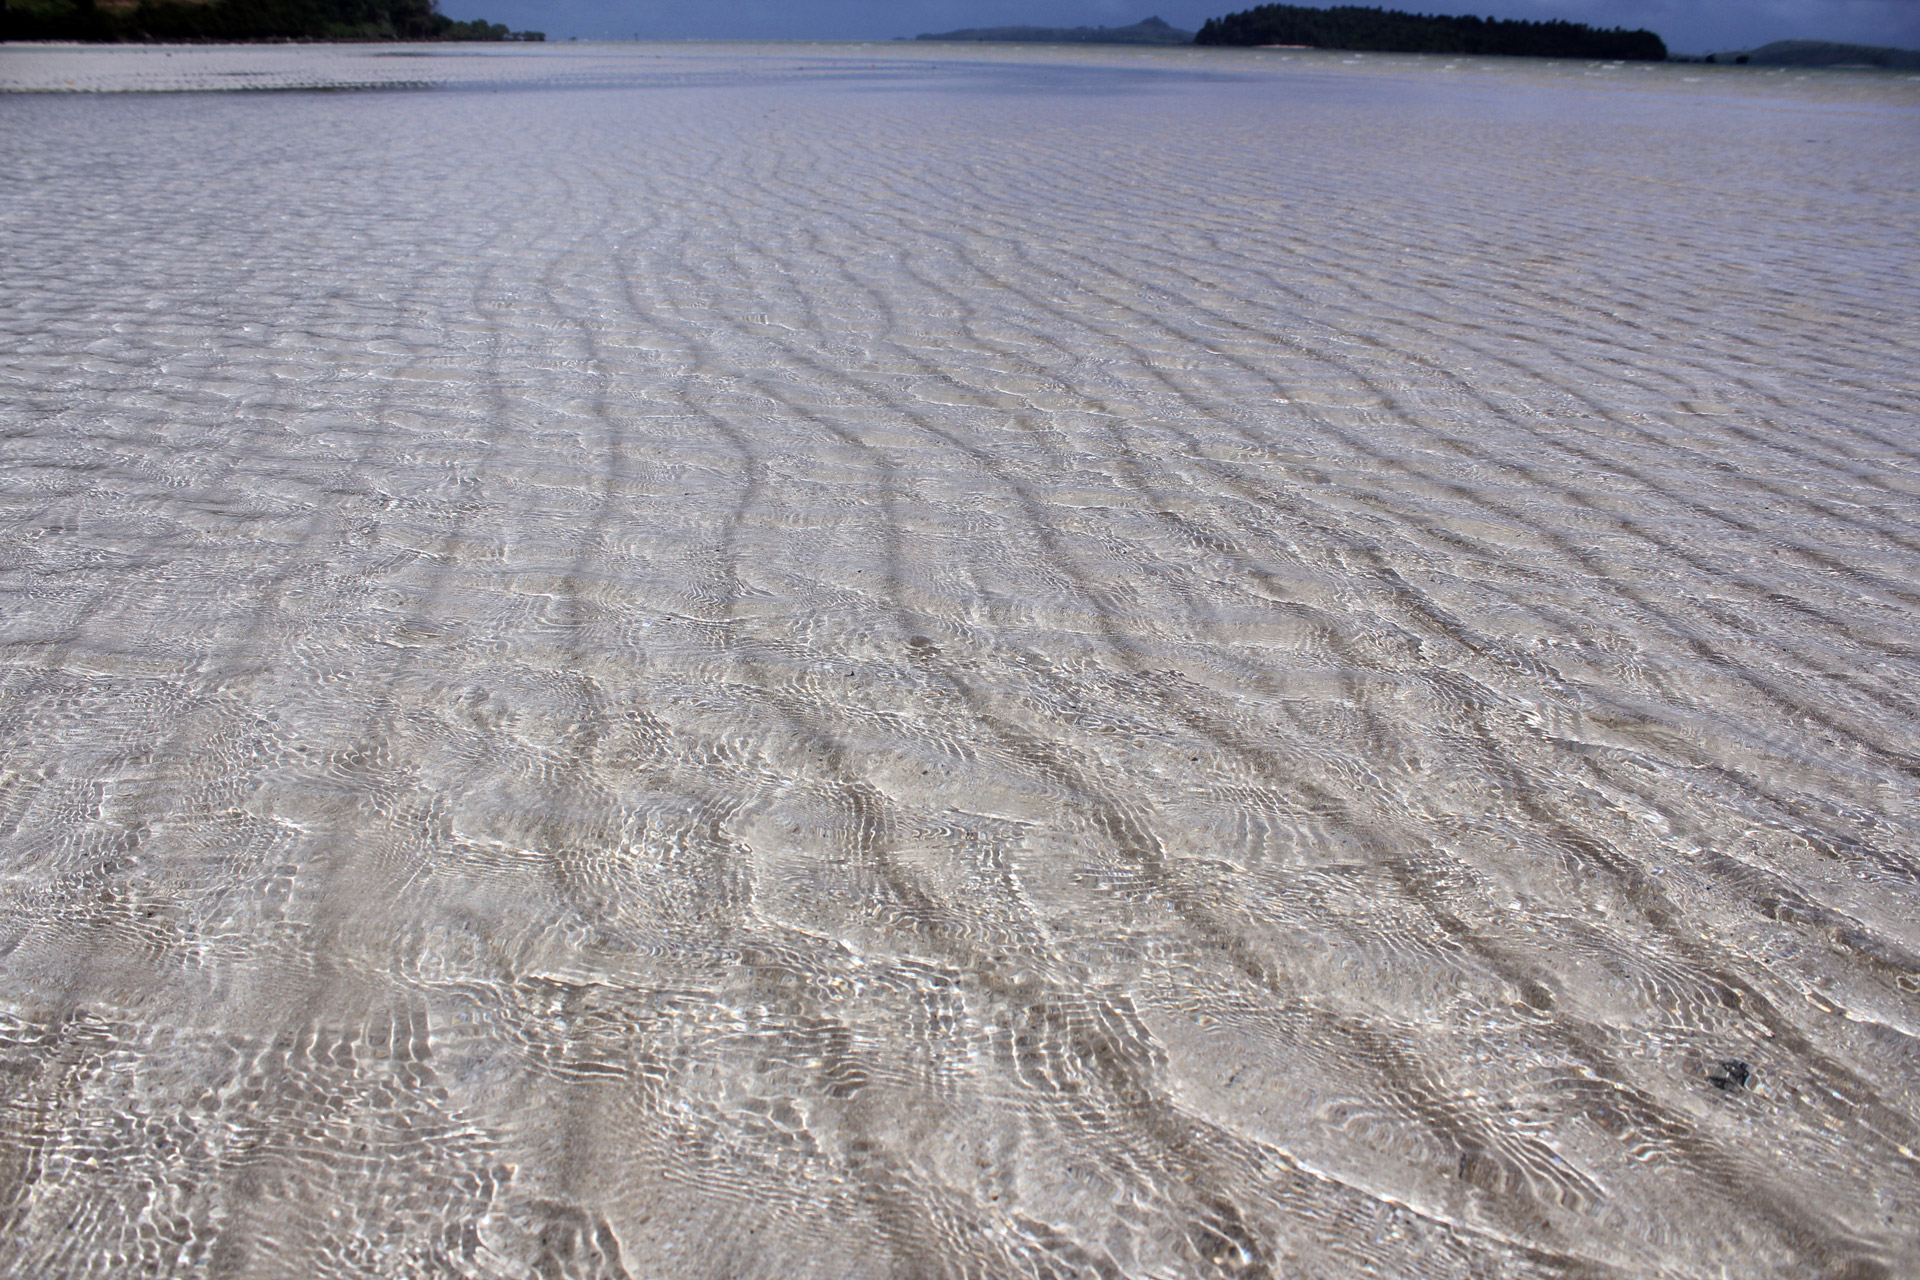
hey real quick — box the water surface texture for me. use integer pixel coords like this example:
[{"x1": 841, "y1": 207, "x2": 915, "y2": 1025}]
[{"x1": 3, "y1": 43, "x2": 1918, "y2": 1280}]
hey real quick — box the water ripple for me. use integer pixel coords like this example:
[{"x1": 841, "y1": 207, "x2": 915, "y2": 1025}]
[{"x1": 2, "y1": 42, "x2": 1917, "y2": 1280}]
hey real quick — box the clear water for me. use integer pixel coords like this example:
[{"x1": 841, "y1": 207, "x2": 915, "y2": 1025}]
[{"x1": 2, "y1": 42, "x2": 1918, "y2": 1280}]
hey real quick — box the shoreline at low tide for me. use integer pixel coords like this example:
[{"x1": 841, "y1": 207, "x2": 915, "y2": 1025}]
[{"x1": 3, "y1": 42, "x2": 1917, "y2": 1279}]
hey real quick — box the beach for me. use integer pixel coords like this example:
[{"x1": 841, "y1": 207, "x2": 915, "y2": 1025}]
[{"x1": 2, "y1": 41, "x2": 1918, "y2": 1278}]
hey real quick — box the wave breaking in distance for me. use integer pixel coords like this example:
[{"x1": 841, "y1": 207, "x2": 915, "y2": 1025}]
[{"x1": 2, "y1": 42, "x2": 1918, "y2": 1280}]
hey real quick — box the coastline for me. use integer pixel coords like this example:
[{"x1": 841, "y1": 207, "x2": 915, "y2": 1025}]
[{"x1": 2, "y1": 40, "x2": 1917, "y2": 1279}]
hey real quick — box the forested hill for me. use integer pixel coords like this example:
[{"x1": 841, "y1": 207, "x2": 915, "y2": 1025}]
[
  {"x1": 1195, "y1": 4, "x2": 1666, "y2": 60},
  {"x1": 916, "y1": 16, "x2": 1193, "y2": 45},
  {"x1": 1727, "y1": 39, "x2": 1920, "y2": 69},
  {"x1": 0, "y1": 0, "x2": 541, "y2": 42}
]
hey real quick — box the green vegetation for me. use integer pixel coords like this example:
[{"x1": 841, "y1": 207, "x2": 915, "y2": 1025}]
[
  {"x1": 0, "y1": 0, "x2": 542, "y2": 42},
  {"x1": 915, "y1": 15, "x2": 1193, "y2": 45},
  {"x1": 1194, "y1": 4, "x2": 1665, "y2": 60}
]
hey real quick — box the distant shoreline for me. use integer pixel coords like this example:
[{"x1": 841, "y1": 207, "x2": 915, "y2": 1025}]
[
  {"x1": 0, "y1": 0, "x2": 542, "y2": 44},
  {"x1": 1195, "y1": 4, "x2": 1666, "y2": 60},
  {"x1": 913, "y1": 16, "x2": 1193, "y2": 46}
]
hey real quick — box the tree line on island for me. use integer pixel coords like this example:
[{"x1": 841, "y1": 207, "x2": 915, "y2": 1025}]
[
  {"x1": 1194, "y1": 4, "x2": 1664, "y2": 58},
  {"x1": 33, "y1": 0, "x2": 1912, "y2": 65},
  {"x1": 10, "y1": 0, "x2": 1910, "y2": 71},
  {"x1": 916, "y1": 15, "x2": 1195, "y2": 45},
  {"x1": 0, "y1": 0, "x2": 541, "y2": 41},
  {"x1": 1709, "y1": 39, "x2": 1920, "y2": 69},
  {"x1": 921, "y1": 5, "x2": 1663, "y2": 60}
]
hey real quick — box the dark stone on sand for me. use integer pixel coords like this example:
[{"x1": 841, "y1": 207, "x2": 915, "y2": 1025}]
[{"x1": 1708, "y1": 1059, "x2": 1751, "y2": 1090}]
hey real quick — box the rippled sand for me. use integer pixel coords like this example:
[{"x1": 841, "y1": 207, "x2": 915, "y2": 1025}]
[{"x1": 3, "y1": 42, "x2": 1918, "y2": 1280}]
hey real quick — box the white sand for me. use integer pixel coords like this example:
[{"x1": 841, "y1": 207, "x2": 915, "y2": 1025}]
[{"x1": 2, "y1": 42, "x2": 1918, "y2": 1280}]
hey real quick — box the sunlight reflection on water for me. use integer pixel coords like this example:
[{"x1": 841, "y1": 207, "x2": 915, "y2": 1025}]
[{"x1": 2, "y1": 41, "x2": 1918, "y2": 1280}]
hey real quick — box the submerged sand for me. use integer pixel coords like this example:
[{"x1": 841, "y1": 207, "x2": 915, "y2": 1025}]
[{"x1": 2, "y1": 41, "x2": 1918, "y2": 1280}]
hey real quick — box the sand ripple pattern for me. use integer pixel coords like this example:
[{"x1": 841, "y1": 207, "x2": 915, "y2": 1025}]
[{"x1": 2, "y1": 45, "x2": 1918, "y2": 1280}]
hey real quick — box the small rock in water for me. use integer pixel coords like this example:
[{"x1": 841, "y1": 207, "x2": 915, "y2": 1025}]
[{"x1": 1708, "y1": 1059, "x2": 1751, "y2": 1091}]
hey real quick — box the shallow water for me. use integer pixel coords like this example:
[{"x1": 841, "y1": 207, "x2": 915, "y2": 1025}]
[{"x1": 2, "y1": 42, "x2": 1918, "y2": 1280}]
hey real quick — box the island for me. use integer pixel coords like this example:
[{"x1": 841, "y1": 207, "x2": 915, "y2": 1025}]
[
  {"x1": 1194, "y1": 3, "x2": 1666, "y2": 60},
  {"x1": 914, "y1": 15, "x2": 1194, "y2": 45},
  {"x1": 0, "y1": 0, "x2": 542, "y2": 42},
  {"x1": 1706, "y1": 39, "x2": 1920, "y2": 69}
]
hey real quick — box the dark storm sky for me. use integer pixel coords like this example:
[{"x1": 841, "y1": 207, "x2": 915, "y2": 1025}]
[{"x1": 440, "y1": 0, "x2": 1920, "y2": 53}]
